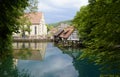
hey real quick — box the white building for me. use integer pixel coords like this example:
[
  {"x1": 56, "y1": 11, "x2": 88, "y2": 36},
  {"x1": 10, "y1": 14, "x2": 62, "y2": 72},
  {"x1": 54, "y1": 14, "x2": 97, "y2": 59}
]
[
  {"x1": 13, "y1": 12, "x2": 47, "y2": 39},
  {"x1": 67, "y1": 29, "x2": 79, "y2": 41}
]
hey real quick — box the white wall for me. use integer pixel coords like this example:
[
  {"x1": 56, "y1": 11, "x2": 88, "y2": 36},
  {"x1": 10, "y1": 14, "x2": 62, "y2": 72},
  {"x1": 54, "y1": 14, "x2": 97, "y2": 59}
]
[
  {"x1": 67, "y1": 30, "x2": 79, "y2": 41},
  {"x1": 28, "y1": 14, "x2": 47, "y2": 39},
  {"x1": 13, "y1": 13, "x2": 47, "y2": 39}
]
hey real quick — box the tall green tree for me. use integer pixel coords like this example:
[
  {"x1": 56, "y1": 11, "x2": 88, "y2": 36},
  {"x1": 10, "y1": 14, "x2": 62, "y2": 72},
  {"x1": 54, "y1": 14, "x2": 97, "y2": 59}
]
[
  {"x1": 26, "y1": 0, "x2": 38, "y2": 12},
  {"x1": 18, "y1": 0, "x2": 38, "y2": 38},
  {"x1": 0, "y1": 0, "x2": 35, "y2": 76},
  {"x1": 73, "y1": 0, "x2": 120, "y2": 74},
  {"x1": 19, "y1": 16, "x2": 31, "y2": 38},
  {"x1": 0, "y1": 0, "x2": 29, "y2": 58}
]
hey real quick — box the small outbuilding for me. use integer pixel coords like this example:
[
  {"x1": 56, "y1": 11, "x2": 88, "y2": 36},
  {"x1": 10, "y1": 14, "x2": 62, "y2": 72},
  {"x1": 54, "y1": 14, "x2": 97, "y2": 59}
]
[{"x1": 54, "y1": 26, "x2": 80, "y2": 47}]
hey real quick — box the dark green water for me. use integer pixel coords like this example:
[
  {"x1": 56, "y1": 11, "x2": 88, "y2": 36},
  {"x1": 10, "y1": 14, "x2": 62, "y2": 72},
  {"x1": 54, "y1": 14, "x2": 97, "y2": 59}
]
[{"x1": 0, "y1": 42, "x2": 117, "y2": 77}]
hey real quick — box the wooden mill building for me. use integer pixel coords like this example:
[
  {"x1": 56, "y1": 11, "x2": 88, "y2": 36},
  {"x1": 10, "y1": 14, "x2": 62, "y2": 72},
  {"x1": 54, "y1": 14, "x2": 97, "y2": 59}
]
[{"x1": 54, "y1": 26, "x2": 80, "y2": 47}]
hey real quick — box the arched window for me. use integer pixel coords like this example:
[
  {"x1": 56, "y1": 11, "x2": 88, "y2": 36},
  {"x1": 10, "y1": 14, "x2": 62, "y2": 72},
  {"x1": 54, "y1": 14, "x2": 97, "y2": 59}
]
[{"x1": 35, "y1": 26, "x2": 37, "y2": 35}]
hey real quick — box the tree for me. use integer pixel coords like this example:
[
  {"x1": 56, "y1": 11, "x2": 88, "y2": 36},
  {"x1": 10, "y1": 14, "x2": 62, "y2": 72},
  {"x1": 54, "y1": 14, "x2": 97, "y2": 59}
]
[
  {"x1": 73, "y1": 0, "x2": 120, "y2": 74},
  {"x1": 0, "y1": 0, "x2": 29, "y2": 76},
  {"x1": 18, "y1": 15, "x2": 31, "y2": 38},
  {"x1": 18, "y1": 0, "x2": 38, "y2": 38},
  {"x1": 0, "y1": 0, "x2": 29, "y2": 58},
  {"x1": 25, "y1": 0, "x2": 38, "y2": 12},
  {"x1": 0, "y1": 0, "x2": 36, "y2": 76},
  {"x1": 46, "y1": 24, "x2": 54, "y2": 32}
]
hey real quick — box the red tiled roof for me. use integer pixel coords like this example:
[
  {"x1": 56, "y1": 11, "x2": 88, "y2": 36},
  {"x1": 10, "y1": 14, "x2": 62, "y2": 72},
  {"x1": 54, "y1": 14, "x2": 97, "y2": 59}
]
[
  {"x1": 54, "y1": 29, "x2": 64, "y2": 37},
  {"x1": 60, "y1": 26, "x2": 74, "y2": 39},
  {"x1": 25, "y1": 12, "x2": 42, "y2": 24}
]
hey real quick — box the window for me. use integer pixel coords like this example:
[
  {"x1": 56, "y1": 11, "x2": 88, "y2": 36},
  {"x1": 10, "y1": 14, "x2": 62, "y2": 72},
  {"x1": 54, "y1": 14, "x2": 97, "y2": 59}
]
[{"x1": 35, "y1": 26, "x2": 37, "y2": 35}]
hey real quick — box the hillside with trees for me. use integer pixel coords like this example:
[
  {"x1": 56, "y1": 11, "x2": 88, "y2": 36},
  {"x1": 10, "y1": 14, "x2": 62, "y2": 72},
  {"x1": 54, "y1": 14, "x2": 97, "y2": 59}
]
[{"x1": 48, "y1": 20, "x2": 72, "y2": 27}]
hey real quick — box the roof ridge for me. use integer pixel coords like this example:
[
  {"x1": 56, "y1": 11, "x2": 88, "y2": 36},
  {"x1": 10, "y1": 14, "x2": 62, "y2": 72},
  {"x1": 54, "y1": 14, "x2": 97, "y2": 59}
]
[{"x1": 24, "y1": 12, "x2": 43, "y2": 24}]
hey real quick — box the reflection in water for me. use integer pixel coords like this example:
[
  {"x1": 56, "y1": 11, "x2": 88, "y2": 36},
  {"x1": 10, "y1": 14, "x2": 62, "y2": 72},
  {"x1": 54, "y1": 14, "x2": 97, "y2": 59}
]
[
  {"x1": 60, "y1": 47, "x2": 120, "y2": 77},
  {"x1": 60, "y1": 47, "x2": 100, "y2": 77},
  {"x1": 1, "y1": 42, "x2": 119, "y2": 77},
  {"x1": 16, "y1": 43, "x2": 78, "y2": 77},
  {"x1": 13, "y1": 42, "x2": 47, "y2": 60},
  {"x1": 0, "y1": 53, "x2": 31, "y2": 77}
]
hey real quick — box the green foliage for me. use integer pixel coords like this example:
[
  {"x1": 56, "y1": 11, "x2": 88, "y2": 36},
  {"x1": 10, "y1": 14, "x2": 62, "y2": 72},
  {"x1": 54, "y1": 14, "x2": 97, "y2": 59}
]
[
  {"x1": 0, "y1": 54, "x2": 31, "y2": 77},
  {"x1": 0, "y1": 0, "x2": 30, "y2": 76},
  {"x1": 19, "y1": 16, "x2": 31, "y2": 37},
  {"x1": 46, "y1": 24, "x2": 54, "y2": 32},
  {"x1": 26, "y1": 0, "x2": 38, "y2": 12},
  {"x1": 18, "y1": 0, "x2": 38, "y2": 37},
  {"x1": 20, "y1": 0, "x2": 38, "y2": 37},
  {"x1": 0, "y1": 0, "x2": 29, "y2": 56},
  {"x1": 73, "y1": 0, "x2": 120, "y2": 73}
]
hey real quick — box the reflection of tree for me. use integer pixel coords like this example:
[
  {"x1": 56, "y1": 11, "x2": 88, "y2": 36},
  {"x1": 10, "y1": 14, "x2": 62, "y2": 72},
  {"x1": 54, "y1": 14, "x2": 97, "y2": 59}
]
[
  {"x1": 73, "y1": 58, "x2": 100, "y2": 77},
  {"x1": 16, "y1": 48, "x2": 32, "y2": 59},
  {"x1": 60, "y1": 47, "x2": 100, "y2": 77},
  {"x1": 60, "y1": 47, "x2": 81, "y2": 60},
  {"x1": 100, "y1": 74, "x2": 119, "y2": 77},
  {"x1": 60, "y1": 47, "x2": 120, "y2": 77},
  {"x1": 13, "y1": 42, "x2": 47, "y2": 60},
  {"x1": 13, "y1": 42, "x2": 32, "y2": 60},
  {"x1": 0, "y1": 55, "x2": 31, "y2": 77}
]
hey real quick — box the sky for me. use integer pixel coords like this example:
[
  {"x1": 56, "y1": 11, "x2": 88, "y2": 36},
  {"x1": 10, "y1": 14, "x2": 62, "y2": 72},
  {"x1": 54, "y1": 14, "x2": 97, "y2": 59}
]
[{"x1": 38, "y1": 0, "x2": 88, "y2": 24}]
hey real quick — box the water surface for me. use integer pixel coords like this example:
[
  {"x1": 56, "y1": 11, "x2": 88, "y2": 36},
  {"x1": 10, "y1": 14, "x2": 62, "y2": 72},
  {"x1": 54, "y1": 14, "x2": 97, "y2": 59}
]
[{"x1": 13, "y1": 42, "x2": 100, "y2": 77}]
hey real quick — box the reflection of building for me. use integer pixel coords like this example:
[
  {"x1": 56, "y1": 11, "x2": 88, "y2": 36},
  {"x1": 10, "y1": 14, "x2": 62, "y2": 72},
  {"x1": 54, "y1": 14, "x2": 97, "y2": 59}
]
[
  {"x1": 13, "y1": 12, "x2": 47, "y2": 39},
  {"x1": 13, "y1": 59, "x2": 18, "y2": 67},
  {"x1": 13, "y1": 42, "x2": 47, "y2": 60}
]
